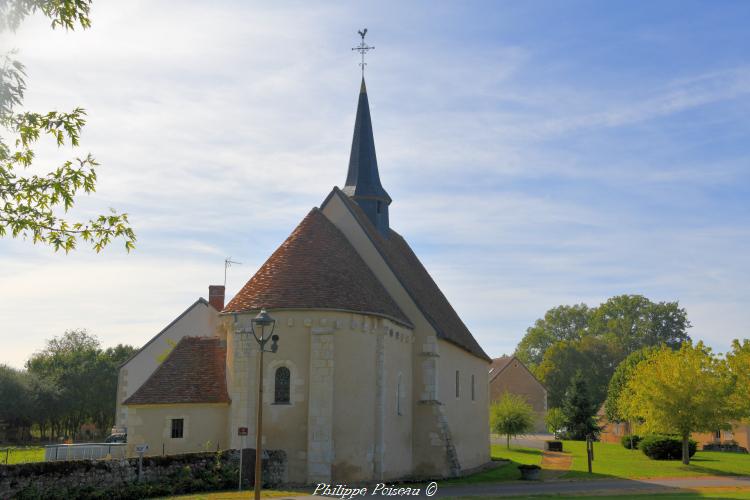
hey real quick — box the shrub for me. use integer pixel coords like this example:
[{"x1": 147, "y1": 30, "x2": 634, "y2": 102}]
[
  {"x1": 491, "y1": 393, "x2": 534, "y2": 448},
  {"x1": 640, "y1": 435, "x2": 697, "y2": 460},
  {"x1": 621, "y1": 434, "x2": 642, "y2": 449}
]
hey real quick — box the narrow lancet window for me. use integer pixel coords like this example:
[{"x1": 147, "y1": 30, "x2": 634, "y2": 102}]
[{"x1": 274, "y1": 366, "x2": 291, "y2": 404}]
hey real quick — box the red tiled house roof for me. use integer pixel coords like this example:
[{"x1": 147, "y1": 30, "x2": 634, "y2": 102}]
[
  {"x1": 323, "y1": 188, "x2": 491, "y2": 361},
  {"x1": 489, "y1": 356, "x2": 513, "y2": 377},
  {"x1": 223, "y1": 208, "x2": 412, "y2": 327},
  {"x1": 123, "y1": 337, "x2": 229, "y2": 405}
]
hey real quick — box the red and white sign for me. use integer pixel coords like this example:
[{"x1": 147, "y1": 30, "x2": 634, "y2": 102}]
[{"x1": 238, "y1": 427, "x2": 248, "y2": 436}]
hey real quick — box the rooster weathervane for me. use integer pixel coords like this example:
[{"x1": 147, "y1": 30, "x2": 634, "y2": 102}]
[{"x1": 352, "y1": 28, "x2": 374, "y2": 76}]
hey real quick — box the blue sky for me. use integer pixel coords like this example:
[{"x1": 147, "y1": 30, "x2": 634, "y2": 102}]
[{"x1": 1, "y1": 1, "x2": 749, "y2": 367}]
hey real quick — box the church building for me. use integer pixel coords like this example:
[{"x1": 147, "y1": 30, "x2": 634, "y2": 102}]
[{"x1": 118, "y1": 77, "x2": 491, "y2": 484}]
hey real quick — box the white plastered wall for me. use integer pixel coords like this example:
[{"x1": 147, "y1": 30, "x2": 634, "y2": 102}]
[
  {"x1": 116, "y1": 300, "x2": 219, "y2": 429},
  {"x1": 321, "y1": 191, "x2": 490, "y2": 477}
]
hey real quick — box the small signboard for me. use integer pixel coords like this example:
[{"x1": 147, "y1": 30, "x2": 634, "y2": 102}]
[
  {"x1": 135, "y1": 444, "x2": 149, "y2": 454},
  {"x1": 238, "y1": 427, "x2": 248, "y2": 436}
]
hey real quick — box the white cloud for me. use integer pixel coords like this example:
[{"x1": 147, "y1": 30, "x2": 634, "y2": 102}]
[{"x1": 1, "y1": 1, "x2": 748, "y2": 367}]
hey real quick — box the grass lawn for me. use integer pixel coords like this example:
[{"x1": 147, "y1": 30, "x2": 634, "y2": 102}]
[
  {"x1": 561, "y1": 440, "x2": 750, "y2": 479},
  {"x1": 442, "y1": 444, "x2": 543, "y2": 484},
  {"x1": 0, "y1": 446, "x2": 45, "y2": 464}
]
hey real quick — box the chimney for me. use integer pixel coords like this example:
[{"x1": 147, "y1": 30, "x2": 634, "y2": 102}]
[{"x1": 208, "y1": 285, "x2": 225, "y2": 311}]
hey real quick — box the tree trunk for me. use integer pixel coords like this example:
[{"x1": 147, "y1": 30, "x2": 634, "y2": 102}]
[
  {"x1": 507, "y1": 434, "x2": 510, "y2": 449},
  {"x1": 682, "y1": 433, "x2": 690, "y2": 465}
]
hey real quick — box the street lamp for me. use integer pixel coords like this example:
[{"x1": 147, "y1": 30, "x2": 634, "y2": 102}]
[{"x1": 236, "y1": 309, "x2": 278, "y2": 500}]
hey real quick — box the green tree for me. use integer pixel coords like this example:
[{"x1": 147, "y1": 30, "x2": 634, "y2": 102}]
[
  {"x1": 0, "y1": 0, "x2": 135, "y2": 251},
  {"x1": 620, "y1": 342, "x2": 734, "y2": 464},
  {"x1": 0, "y1": 364, "x2": 34, "y2": 440},
  {"x1": 91, "y1": 343, "x2": 137, "y2": 434},
  {"x1": 514, "y1": 304, "x2": 591, "y2": 371},
  {"x1": 26, "y1": 330, "x2": 101, "y2": 438},
  {"x1": 25, "y1": 329, "x2": 135, "y2": 439},
  {"x1": 589, "y1": 295, "x2": 691, "y2": 355},
  {"x1": 27, "y1": 372, "x2": 62, "y2": 441},
  {"x1": 604, "y1": 346, "x2": 659, "y2": 423},
  {"x1": 545, "y1": 407, "x2": 566, "y2": 438},
  {"x1": 536, "y1": 335, "x2": 622, "y2": 408},
  {"x1": 490, "y1": 392, "x2": 535, "y2": 448},
  {"x1": 725, "y1": 339, "x2": 750, "y2": 420},
  {"x1": 561, "y1": 371, "x2": 600, "y2": 440}
]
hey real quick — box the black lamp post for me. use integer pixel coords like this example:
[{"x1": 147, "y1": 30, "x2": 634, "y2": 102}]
[{"x1": 237, "y1": 309, "x2": 278, "y2": 500}]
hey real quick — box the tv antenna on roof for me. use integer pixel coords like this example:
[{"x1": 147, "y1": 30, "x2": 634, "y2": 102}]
[
  {"x1": 352, "y1": 28, "x2": 374, "y2": 76},
  {"x1": 224, "y1": 257, "x2": 242, "y2": 287}
]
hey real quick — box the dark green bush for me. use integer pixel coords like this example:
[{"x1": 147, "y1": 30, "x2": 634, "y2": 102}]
[
  {"x1": 621, "y1": 434, "x2": 642, "y2": 449},
  {"x1": 640, "y1": 435, "x2": 697, "y2": 460}
]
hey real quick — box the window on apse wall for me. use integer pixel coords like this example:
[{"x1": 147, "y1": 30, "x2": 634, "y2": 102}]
[{"x1": 274, "y1": 366, "x2": 291, "y2": 404}]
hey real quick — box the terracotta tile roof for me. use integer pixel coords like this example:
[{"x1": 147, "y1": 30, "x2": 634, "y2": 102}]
[
  {"x1": 325, "y1": 188, "x2": 490, "y2": 361},
  {"x1": 489, "y1": 356, "x2": 513, "y2": 377},
  {"x1": 223, "y1": 208, "x2": 412, "y2": 327},
  {"x1": 123, "y1": 337, "x2": 229, "y2": 405}
]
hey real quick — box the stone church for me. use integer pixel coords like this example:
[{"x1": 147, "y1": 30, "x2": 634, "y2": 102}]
[{"x1": 117, "y1": 78, "x2": 491, "y2": 484}]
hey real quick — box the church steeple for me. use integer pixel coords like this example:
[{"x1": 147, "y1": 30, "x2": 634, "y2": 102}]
[{"x1": 343, "y1": 77, "x2": 391, "y2": 235}]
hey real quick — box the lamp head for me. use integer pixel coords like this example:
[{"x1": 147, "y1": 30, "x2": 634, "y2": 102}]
[{"x1": 253, "y1": 308, "x2": 274, "y2": 328}]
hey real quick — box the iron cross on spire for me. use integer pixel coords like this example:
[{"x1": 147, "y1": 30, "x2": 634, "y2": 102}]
[{"x1": 352, "y1": 28, "x2": 374, "y2": 76}]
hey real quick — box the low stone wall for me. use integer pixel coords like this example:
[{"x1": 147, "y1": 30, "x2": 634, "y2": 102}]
[{"x1": 0, "y1": 448, "x2": 286, "y2": 499}]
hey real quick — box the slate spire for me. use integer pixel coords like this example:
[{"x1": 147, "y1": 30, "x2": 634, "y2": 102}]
[{"x1": 343, "y1": 77, "x2": 391, "y2": 235}]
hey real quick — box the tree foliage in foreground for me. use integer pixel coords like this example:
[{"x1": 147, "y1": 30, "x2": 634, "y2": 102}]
[
  {"x1": 0, "y1": 0, "x2": 136, "y2": 252},
  {"x1": 490, "y1": 392, "x2": 535, "y2": 449},
  {"x1": 619, "y1": 342, "x2": 735, "y2": 465}
]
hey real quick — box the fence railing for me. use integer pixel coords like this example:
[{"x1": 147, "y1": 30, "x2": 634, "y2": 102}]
[{"x1": 44, "y1": 443, "x2": 127, "y2": 462}]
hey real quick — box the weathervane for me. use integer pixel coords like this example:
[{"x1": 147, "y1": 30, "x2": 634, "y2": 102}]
[{"x1": 351, "y1": 28, "x2": 374, "y2": 76}]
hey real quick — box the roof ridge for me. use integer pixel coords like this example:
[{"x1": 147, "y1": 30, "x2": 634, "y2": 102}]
[
  {"x1": 323, "y1": 188, "x2": 490, "y2": 361},
  {"x1": 223, "y1": 208, "x2": 412, "y2": 327},
  {"x1": 119, "y1": 298, "x2": 213, "y2": 369}
]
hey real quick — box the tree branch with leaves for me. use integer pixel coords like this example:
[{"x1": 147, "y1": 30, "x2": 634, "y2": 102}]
[{"x1": 0, "y1": 0, "x2": 135, "y2": 252}]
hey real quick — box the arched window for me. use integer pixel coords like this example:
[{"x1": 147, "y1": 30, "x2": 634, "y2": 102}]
[{"x1": 274, "y1": 366, "x2": 291, "y2": 404}]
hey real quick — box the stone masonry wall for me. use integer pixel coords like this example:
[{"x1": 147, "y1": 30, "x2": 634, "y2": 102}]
[
  {"x1": 307, "y1": 327, "x2": 335, "y2": 482},
  {"x1": 0, "y1": 449, "x2": 286, "y2": 499}
]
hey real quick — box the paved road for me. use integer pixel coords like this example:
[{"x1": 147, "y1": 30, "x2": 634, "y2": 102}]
[
  {"x1": 282, "y1": 476, "x2": 750, "y2": 499},
  {"x1": 430, "y1": 476, "x2": 750, "y2": 497}
]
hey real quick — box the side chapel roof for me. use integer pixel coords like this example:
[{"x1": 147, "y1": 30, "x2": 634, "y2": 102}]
[{"x1": 123, "y1": 337, "x2": 229, "y2": 405}]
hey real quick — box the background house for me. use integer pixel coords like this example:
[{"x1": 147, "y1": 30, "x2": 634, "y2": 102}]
[{"x1": 489, "y1": 356, "x2": 548, "y2": 432}]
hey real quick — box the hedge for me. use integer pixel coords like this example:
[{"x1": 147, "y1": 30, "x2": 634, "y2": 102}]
[
  {"x1": 620, "y1": 434, "x2": 642, "y2": 449},
  {"x1": 640, "y1": 435, "x2": 697, "y2": 460}
]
